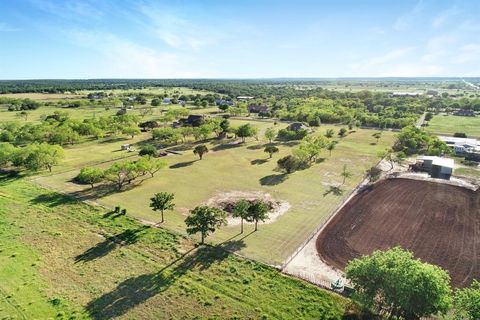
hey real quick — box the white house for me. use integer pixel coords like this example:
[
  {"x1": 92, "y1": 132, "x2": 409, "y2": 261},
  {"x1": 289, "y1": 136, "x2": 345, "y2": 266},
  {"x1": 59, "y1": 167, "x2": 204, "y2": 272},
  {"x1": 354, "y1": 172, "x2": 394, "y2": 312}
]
[{"x1": 416, "y1": 156, "x2": 454, "y2": 180}]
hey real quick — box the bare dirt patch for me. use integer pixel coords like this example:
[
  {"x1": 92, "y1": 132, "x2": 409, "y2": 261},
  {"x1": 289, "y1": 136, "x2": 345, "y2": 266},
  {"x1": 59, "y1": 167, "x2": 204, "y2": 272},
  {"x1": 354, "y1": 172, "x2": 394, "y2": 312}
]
[
  {"x1": 206, "y1": 191, "x2": 290, "y2": 226},
  {"x1": 316, "y1": 178, "x2": 480, "y2": 288}
]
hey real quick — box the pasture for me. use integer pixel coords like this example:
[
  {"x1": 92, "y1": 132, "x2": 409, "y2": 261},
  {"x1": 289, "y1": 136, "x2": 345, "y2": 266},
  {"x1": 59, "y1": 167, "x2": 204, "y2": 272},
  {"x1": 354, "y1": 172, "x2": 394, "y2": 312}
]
[
  {"x1": 316, "y1": 178, "x2": 480, "y2": 288},
  {"x1": 0, "y1": 176, "x2": 351, "y2": 319},
  {"x1": 426, "y1": 115, "x2": 480, "y2": 138},
  {"x1": 34, "y1": 121, "x2": 395, "y2": 266}
]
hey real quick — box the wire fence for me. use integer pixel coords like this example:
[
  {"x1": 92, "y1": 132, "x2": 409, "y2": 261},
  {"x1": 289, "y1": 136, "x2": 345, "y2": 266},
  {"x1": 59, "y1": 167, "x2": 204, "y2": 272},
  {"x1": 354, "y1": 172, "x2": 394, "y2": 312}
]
[{"x1": 280, "y1": 158, "x2": 384, "y2": 271}]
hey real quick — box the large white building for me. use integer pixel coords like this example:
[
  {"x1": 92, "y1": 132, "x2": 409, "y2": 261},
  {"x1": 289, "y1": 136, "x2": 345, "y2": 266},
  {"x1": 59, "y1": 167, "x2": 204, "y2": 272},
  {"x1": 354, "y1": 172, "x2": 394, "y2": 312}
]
[{"x1": 438, "y1": 136, "x2": 480, "y2": 154}]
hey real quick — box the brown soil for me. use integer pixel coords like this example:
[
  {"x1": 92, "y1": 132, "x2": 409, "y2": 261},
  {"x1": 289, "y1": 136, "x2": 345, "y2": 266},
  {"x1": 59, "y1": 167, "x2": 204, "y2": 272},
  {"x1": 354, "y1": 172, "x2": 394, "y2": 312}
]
[{"x1": 316, "y1": 178, "x2": 480, "y2": 287}]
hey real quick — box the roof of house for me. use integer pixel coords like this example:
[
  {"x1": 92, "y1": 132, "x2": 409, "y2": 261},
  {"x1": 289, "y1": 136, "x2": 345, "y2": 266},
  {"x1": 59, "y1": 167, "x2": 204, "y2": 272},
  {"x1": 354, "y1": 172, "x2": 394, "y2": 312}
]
[
  {"x1": 287, "y1": 122, "x2": 309, "y2": 131},
  {"x1": 417, "y1": 156, "x2": 454, "y2": 169},
  {"x1": 438, "y1": 136, "x2": 479, "y2": 147}
]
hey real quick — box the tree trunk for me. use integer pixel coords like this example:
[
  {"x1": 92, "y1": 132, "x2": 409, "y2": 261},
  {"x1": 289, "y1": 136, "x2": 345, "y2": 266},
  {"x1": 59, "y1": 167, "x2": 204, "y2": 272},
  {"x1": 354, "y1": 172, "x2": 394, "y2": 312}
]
[
  {"x1": 269, "y1": 153, "x2": 272, "y2": 158},
  {"x1": 161, "y1": 210, "x2": 164, "y2": 223},
  {"x1": 201, "y1": 233, "x2": 205, "y2": 244},
  {"x1": 240, "y1": 218, "x2": 244, "y2": 233},
  {"x1": 90, "y1": 183, "x2": 94, "y2": 189},
  {"x1": 255, "y1": 220, "x2": 258, "y2": 231}
]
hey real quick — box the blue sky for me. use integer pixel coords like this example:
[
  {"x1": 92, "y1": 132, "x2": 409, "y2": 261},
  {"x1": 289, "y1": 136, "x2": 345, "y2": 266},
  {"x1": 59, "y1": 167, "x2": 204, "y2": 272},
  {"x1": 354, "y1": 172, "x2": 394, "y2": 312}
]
[{"x1": 0, "y1": 0, "x2": 479, "y2": 79}]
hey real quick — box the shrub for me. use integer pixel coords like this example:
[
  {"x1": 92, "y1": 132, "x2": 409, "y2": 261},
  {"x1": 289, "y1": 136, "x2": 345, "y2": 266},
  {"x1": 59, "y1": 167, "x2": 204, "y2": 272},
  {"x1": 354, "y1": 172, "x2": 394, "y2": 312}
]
[
  {"x1": 139, "y1": 145, "x2": 157, "y2": 157},
  {"x1": 453, "y1": 132, "x2": 467, "y2": 138}
]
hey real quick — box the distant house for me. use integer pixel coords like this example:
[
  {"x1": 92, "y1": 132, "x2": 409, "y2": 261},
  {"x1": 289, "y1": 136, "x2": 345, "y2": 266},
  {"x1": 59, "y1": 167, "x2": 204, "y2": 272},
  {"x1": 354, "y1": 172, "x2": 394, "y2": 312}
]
[
  {"x1": 416, "y1": 156, "x2": 454, "y2": 180},
  {"x1": 426, "y1": 89, "x2": 439, "y2": 96},
  {"x1": 121, "y1": 144, "x2": 130, "y2": 151},
  {"x1": 438, "y1": 136, "x2": 480, "y2": 154},
  {"x1": 237, "y1": 96, "x2": 254, "y2": 100},
  {"x1": 248, "y1": 104, "x2": 269, "y2": 113},
  {"x1": 391, "y1": 92, "x2": 423, "y2": 97},
  {"x1": 215, "y1": 99, "x2": 235, "y2": 106},
  {"x1": 453, "y1": 110, "x2": 475, "y2": 117},
  {"x1": 287, "y1": 122, "x2": 310, "y2": 132},
  {"x1": 163, "y1": 98, "x2": 172, "y2": 104}
]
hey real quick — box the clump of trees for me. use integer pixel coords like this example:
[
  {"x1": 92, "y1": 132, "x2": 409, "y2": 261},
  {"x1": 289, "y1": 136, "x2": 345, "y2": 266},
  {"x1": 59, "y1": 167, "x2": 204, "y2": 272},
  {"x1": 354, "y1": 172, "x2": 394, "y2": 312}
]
[
  {"x1": 346, "y1": 247, "x2": 453, "y2": 319},
  {"x1": 76, "y1": 156, "x2": 167, "y2": 190},
  {"x1": 394, "y1": 126, "x2": 450, "y2": 156},
  {"x1": 277, "y1": 128, "x2": 308, "y2": 141},
  {"x1": 0, "y1": 142, "x2": 64, "y2": 172}
]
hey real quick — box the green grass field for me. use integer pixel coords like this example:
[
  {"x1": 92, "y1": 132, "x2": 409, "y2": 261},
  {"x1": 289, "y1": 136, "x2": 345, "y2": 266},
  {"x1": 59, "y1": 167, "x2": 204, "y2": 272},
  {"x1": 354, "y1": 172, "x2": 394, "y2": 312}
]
[
  {"x1": 0, "y1": 176, "x2": 352, "y2": 319},
  {"x1": 426, "y1": 115, "x2": 480, "y2": 138},
  {"x1": 34, "y1": 121, "x2": 395, "y2": 266}
]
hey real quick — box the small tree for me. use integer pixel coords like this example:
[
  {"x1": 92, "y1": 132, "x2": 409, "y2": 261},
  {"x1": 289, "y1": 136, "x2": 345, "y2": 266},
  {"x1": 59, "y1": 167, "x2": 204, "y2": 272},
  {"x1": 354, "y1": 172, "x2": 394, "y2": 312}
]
[
  {"x1": 232, "y1": 199, "x2": 250, "y2": 233},
  {"x1": 454, "y1": 280, "x2": 480, "y2": 320},
  {"x1": 193, "y1": 145, "x2": 209, "y2": 160},
  {"x1": 366, "y1": 166, "x2": 382, "y2": 182},
  {"x1": 277, "y1": 155, "x2": 302, "y2": 174},
  {"x1": 185, "y1": 206, "x2": 227, "y2": 244},
  {"x1": 77, "y1": 167, "x2": 104, "y2": 189},
  {"x1": 264, "y1": 145, "x2": 279, "y2": 158},
  {"x1": 136, "y1": 156, "x2": 167, "y2": 177},
  {"x1": 264, "y1": 127, "x2": 276, "y2": 143},
  {"x1": 246, "y1": 200, "x2": 269, "y2": 231},
  {"x1": 326, "y1": 141, "x2": 336, "y2": 156},
  {"x1": 338, "y1": 128, "x2": 347, "y2": 137},
  {"x1": 372, "y1": 132, "x2": 382, "y2": 144},
  {"x1": 325, "y1": 129, "x2": 335, "y2": 138},
  {"x1": 150, "y1": 192, "x2": 175, "y2": 223},
  {"x1": 340, "y1": 164, "x2": 352, "y2": 185},
  {"x1": 236, "y1": 123, "x2": 258, "y2": 143}
]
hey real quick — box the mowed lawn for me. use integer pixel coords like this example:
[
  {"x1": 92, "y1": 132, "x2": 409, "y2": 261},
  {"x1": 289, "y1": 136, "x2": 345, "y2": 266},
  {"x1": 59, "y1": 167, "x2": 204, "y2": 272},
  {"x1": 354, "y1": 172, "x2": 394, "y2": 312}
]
[
  {"x1": 426, "y1": 115, "x2": 480, "y2": 138},
  {"x1": 34, "y1": 121, "x2": 395, "y2": 266},
  {"x1": 0, "y1": 177, "x2": 351, "y2": 319}
]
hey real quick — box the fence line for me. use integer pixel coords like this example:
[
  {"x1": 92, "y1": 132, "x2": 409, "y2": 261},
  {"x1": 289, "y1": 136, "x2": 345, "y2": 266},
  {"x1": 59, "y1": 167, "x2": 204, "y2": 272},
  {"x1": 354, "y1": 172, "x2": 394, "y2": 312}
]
[{"x1": 280, "y1": 158, "x2": 384, "y2": 271}]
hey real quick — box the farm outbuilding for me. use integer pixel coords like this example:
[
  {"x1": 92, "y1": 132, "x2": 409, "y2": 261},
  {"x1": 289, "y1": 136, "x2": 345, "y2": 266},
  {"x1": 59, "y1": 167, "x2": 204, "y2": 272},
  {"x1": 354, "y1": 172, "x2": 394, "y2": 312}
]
[{"x1": 416, "y1": 156, "x2": 454, "y2": 180}]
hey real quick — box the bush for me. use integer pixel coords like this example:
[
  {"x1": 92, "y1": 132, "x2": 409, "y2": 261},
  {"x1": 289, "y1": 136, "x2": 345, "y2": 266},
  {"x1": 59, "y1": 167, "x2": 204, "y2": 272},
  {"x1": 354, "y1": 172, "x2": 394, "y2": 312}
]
[
  {"x1": 461, "y1": 159, "x2": 478, "y2": 166},
  {"x1": 139, "y1": 145, "x2": 157, "y2": 157},
  {"x1": 454, "y1": 132, "x2": 467, "y2": 138},
  {"x1": 277, "y1": 129, "x2": 308, "y2": 141}
]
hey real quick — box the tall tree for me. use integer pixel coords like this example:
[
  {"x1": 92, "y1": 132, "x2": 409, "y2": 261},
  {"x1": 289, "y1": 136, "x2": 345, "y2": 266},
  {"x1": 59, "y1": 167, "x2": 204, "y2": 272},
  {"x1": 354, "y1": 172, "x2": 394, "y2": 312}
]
[
  {"x1": 236, "y1": 123, "x2": 258, "y2": 143},
  {"x1": 346, "y1": 247, "x2": 452, "y2": 319},
  {"x1": 340, "y1": 164, "x2": 353, "y2": 185},
  {"x1": 264, "y1": 127, "x2": 276, "y2": 143},
  {"x1": 150, "y1": 192, "x2": 175, "y2": 224},
  {"x1": 185, "y1": 206, "x2": 227, "y2": 244},
  {"x1": 232, "y1": 199, "x2": 250, "y2": 234},
  {"x1": 193, "y1": 145, "x2": 209, "y2": 160},
  {"x1": 246, "y1": 200, "x2": 269, "y2": 231}
]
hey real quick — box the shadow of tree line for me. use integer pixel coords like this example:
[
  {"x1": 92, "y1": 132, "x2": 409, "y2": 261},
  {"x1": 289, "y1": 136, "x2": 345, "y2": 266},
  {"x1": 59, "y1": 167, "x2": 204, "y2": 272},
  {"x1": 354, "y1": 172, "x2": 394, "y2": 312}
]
[{"x1": 85, "y1": 240, "x2": 246, "y2": 319}]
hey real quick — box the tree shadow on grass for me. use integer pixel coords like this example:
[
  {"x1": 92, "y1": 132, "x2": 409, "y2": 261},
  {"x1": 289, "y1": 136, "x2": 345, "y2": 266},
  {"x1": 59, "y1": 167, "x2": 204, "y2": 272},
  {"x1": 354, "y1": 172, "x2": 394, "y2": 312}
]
[
  {"x1": 323, "y1": 185, "x2": 344, "y2": 197},
  {"x1": 246, "y1": 143, "x2": 264, "y2": 150},
  {"x1": 251, "y1": 158, "x2": 268, "y2": 165},
  {"x1": 169, "y1": 160, "x2": 198, "y2": 169},
  {"x1": 0, "y1": 171, "x2": 23, "y2": 186},
  {"x1": 29, "y1": 192, "x2": 79, "y2": 207},
  {"x1": 211, "y1": 142, "x2": 243, "y2": 151},
  {"x1": 259, "y1": 173, "x2": 288, "y2": 186},
  {"x1": 85, "y1": 240, "x2": 245, "y2": 320},
  {"x1": 68, "y1": 184, "x2": 120, "y2": 202},
  {"x1": 75, "y1": 226, "x2": 149, "y2": 263}
]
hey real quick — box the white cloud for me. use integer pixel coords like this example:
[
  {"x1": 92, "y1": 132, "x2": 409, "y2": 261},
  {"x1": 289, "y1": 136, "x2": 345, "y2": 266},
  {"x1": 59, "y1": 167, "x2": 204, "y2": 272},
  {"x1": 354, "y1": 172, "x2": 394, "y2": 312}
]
[
  {"x1": 451, "y1": 43, "x2": 480, "y2": 64},
  {"x1": 351, "y1": 47, "x2": 415, "y2": 70},
  {"x1": 432, "y1": 6, "x2": 461, "y2": 28},
  {"x1": 66, "y1": 30, "x2": 203, "y2": 78},
  {"x1": 394, "y1": 0, "x2": 424, "y2": 31},
  {"x1": 29, "y1": 0, "x2": 104, "y2": 20}
]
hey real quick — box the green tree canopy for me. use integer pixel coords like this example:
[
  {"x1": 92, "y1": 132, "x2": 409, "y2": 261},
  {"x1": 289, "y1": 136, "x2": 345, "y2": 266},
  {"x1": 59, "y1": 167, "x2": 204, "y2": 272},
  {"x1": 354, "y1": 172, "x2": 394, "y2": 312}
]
[
  {"x1": 346, "y1": 247, "x2": 453, "y2": 319},
  {"x1": 185, "y1": 206, "x2": 227, "y2": 244},
  {"x1": 150, "y1": 192, "x2": 175, "y2": 223}
]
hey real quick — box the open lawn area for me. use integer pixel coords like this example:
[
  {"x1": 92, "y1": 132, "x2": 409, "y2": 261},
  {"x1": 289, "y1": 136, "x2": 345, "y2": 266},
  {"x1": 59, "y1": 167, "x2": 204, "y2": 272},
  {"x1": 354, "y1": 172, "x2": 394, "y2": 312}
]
[
  {"x1": 34, "y1": 121, "x2": 395, "y2": 266},
  {"x1": 0, "y1": 176, "x2": 352, "y2": 319},
  {"x1": 426, "y1": 115, "x2": 480, "y2": 138}
]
